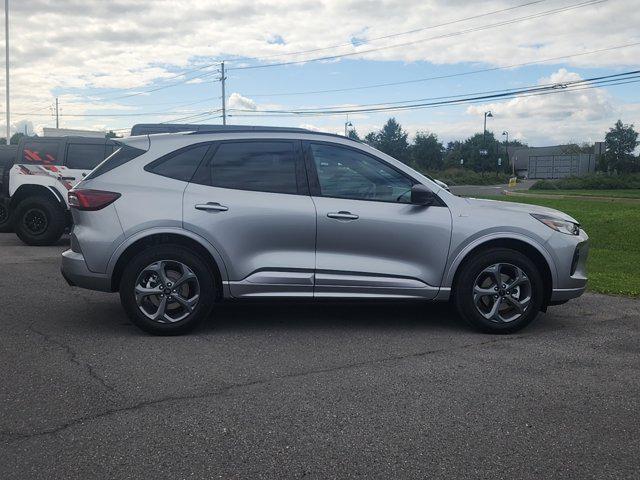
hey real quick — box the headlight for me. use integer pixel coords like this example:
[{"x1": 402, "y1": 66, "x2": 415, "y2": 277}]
[{"x1": 531, "y1": 213, "x2": 580, "y2": 235}]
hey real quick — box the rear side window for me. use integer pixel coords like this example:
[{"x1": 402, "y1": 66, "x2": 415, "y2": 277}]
[
  {"x1": 84, "y1": 144, "x2": 146, "y2": 180},
  {"x1": 66, "y1": 143, "x2": 109, "y2": 170},
  {"x1": 145, "y1": 144, "x2": 211, "y2": 182},
  {"x1": 22, "y1": 141, "x2": 59, "y2": 165},
  {"x1": 205, "y1": 141, "x2": 298, "y2": 194}
]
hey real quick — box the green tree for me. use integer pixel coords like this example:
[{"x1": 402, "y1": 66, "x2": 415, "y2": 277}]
[
  {"x1": 444, "y1": 140, "x2": 464, "y2": 168},
  {"x1": 561, "y1": 142, "x2": 592, "y2": 154},
  {"x1": 600, "y1": 120, "x2": 638, "y2": 172},
  {"x1": 105, "y1": 130, "x2": 119, "y2": 139},
  {"x1": 365, "y1": 118, "x2": 410, "y2": 164},
  {"x1": 364, "y1": 131, "x2": 379, "y2": 147},
  {"x1": 10, "y1": 132, "x2": 25, "y2": 145},
  {"x1": 410, "y1": 131, "x2": 444, "y2": 171},
  {"x1": 347, "y1": 129, "x2": 361, "y2": 141}
]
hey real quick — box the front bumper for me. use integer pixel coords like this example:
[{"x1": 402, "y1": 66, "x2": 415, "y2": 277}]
[
  {"x1": 61, "y1": 249, "x2": 112, "y2": 292},
  {"x1": 547, "y1": 232, "x2": 589, "y2": 302}
]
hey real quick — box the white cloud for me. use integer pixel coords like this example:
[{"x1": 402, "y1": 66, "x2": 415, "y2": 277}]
[{"x1": 228, "y1": 93, "x2": 257, "y2": 111}]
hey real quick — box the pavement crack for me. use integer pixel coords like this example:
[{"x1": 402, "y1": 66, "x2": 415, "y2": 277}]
[
  {"x1": 1, "y1": 333, "x2": 521, "y2": 443},
  {"x1": 27, "y1": 326, "x2": 124, "y2": 402}
]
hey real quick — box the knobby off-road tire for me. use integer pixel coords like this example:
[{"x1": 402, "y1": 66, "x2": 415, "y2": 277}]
[{"x1": 14, "y1": 196, "x2": 67, "y2": 246}]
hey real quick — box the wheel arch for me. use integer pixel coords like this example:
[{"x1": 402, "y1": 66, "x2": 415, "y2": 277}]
[
  {"x1": 9, "y1": 184, "x2": 66, "y2": 210},
  {"x1": 109, "y1": 231, "x2": 227, "y2": 297},
  {"x1": 447, "y1": 235, "x2": 555, "y2": 308}
]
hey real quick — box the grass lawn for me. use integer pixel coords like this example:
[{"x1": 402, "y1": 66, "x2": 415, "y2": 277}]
[
  {"x1": 528, "y1": 189, "x2": 640, "y2": 199},
  {"x1": 482, "y1": 194, "x2": 640, "y2": 297}
]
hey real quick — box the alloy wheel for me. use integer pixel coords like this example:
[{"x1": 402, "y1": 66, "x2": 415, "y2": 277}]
[
  {"x1": 473, "y1": 263, "x2": 532, "y2": 323},
  {"x1": 134, "y1": 260, "x2": 200, "y2": 323}
]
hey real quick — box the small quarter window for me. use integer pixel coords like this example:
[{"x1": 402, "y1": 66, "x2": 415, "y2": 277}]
[
  {"x1": 146, "y1": 144, "x2": 210, "y2": 182},
  {"x1": 84, "y1": 144, "x2": 147, "y2": 180}
]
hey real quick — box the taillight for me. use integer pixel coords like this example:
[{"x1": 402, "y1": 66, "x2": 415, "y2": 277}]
[{"x1": 68, "y1": 189, "x2": 121, "y2": 211}]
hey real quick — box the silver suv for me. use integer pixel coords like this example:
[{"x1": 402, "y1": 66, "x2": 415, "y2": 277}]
[{"x1": 61, "y1": 126, "x2": 588, "y2": 335}]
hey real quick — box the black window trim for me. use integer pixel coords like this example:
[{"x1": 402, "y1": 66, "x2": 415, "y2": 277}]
[
  {"x1": 190, "y1": 138, "x2": 309, "y2": 196},
  {"x1": 302, "y1": 140, "x2": 441, "y2": 206},
  {"x1": 64, "y1": 141, "x2": 110, "y2": 170},
  {"x1": 144, "y1": 141, "x2": 216, "y2": 183}
]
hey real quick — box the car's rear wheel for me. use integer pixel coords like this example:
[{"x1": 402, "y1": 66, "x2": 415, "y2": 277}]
[
  {"x1": 119, "y1": 245, "x2": 216, "y2": 335},
  {"x1": 14, "y1": 196, "x2": 66, "y2": 246},
  {"x1": 453, "y1": 248, "x2": 543, "y2": 334}
]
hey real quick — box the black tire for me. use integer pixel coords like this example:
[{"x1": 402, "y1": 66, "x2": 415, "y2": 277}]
[
  {"x1": 0, "y1": 201, "x2": 13, "y2": 233},
  {"x1": 453, "y1": 248, "x2": 543, "y2": 334},
  {"x1": 14, "y1": 196, "x2": 67, "y2": 246},
  {"x1": 119, "y1": 244, "x2": 216, "y2": 335}
]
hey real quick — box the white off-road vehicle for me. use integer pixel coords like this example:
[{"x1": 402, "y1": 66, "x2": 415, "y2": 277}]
[{"x1": 0, "y1": 136, "x2": 116, "y2": 245}]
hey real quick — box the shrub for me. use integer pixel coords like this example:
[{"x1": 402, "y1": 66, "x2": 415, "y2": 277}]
[
  {"x1": 421, "y1": 168, "x2": 514, "y2": 186},
  {"x1": 530, "y1": 174, "x2": 640, "y2": 190}
]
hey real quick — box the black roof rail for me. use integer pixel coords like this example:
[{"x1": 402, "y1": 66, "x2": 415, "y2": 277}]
[{"x1": 130, "y1": 123, "x2": 361, "y2": 142}]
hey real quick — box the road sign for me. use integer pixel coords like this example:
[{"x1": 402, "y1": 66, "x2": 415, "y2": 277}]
[{"x1": 498, "y1": 158, "x2": 502, "y2": 166}]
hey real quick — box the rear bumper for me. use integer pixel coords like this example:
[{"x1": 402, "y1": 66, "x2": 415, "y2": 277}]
[{"x1": 61, "y1": 249, "x2": 112, "y2": 292}]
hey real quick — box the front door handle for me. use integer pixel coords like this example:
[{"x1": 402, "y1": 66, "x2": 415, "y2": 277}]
[
  {"x1": 195, "y1": 202, "x2": 229, "y2": 212},
  {"x1": 327, "y1": 211, "x2": 359, "y2": 220}
]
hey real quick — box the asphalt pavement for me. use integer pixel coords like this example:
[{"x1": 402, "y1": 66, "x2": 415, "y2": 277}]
[{"x1": 0, "y1": 232, "x2": 638, "y2": 479}]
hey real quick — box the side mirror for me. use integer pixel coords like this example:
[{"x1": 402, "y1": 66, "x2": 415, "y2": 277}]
[{"x1": 410, "y1": 184, "x2": 435, "y2": 206}]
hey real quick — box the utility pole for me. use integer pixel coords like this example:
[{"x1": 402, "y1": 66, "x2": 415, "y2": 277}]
[
  {"x1": 55, "y1": 96, "x2": 59, "y2": 128},
  {"x1": 220, "y1": 61, "x2": 226, "y2": 125},
  {"x1": 4, "y1": 0, "x2": 10, "y2": 145}
]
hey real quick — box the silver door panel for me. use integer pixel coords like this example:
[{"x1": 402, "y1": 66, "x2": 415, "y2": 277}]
[
  {"x1": 312, "y1": 196, "x2": 452, "y2": 299},
  {"x1": 183, "y1": 184, "x2": 317, "y2": 297}
]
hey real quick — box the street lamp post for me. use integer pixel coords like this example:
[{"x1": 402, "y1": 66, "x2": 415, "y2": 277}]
[
  {"x1": 502, "y1": 131, "x2": 511, "y2": 175},
  {"x1": 483, "y1": 111, "x2": 493, "y2": 142},
  {"x1": 482, "y1": 111, "x2": 493, "y2": 174},
  {"x1": 344, "y1": 120, "x2": 353, "y2": 137}
]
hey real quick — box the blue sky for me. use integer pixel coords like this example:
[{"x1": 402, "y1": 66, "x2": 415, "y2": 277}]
[{"x1": 4, "y1": 0, "x2": 639, "y2": 145}]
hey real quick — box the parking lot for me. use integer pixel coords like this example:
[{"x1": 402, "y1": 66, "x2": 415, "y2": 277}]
[{"x1": 1, "y1": 232, "x2": 639, "y2": 479}]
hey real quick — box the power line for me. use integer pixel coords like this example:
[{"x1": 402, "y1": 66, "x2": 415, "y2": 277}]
[
  {"x1": 227, "y1": 0, "x2": 606, "y2": 71},
  {"x1": 11, "y1": 109, "x2": 215, "y2": 118},
  {"x1": 236, "y1": 0, "x2": 550, "y2": 62},
  {"x1": 247, "y1": 70, "x2": 640, "y2": 113},
  {"x1": 226, "y1": 70, "x2": 640, "y2": 116},
  {"x1": 228, "y1": 78, "x2": 640, "y2": 118},
  {"x1": 242, "y1": 41, "x2": 640, "y2": 97},
  {"x1": 94, "y1": 69, "x2": 221, "y2": 101}
]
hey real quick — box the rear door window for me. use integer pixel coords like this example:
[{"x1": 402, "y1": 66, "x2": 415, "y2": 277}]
[
  {"x1": 21, "y1": 141, "x2": 59, "y2": 165},
  {"x1": 203, "y1": 141, "x2": 299, "y2": 194},
  {"x1": 66, "y1": 143, "x2": 109, "y2": 170}
]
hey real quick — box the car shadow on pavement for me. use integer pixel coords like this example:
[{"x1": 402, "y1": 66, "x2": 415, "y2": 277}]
[{"x1": 196, "y1": 300, "x2": 469, "y2": 335}]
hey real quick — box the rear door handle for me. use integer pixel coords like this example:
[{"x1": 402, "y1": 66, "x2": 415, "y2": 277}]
[
  {"x1": 327, "y1": 211, "x2": 359, "y2": 220},
  {"x1": 195, "y1": 202, "x2": 229, "y2": 212}
]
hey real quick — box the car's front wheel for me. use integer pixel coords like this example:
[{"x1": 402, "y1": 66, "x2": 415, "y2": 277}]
[
  {"x1": 119, "y1": 245, "x2": 216, "y2": 335},
  {"x1": 453, "y1": 248, "x2": 543, "y2": 334}
]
